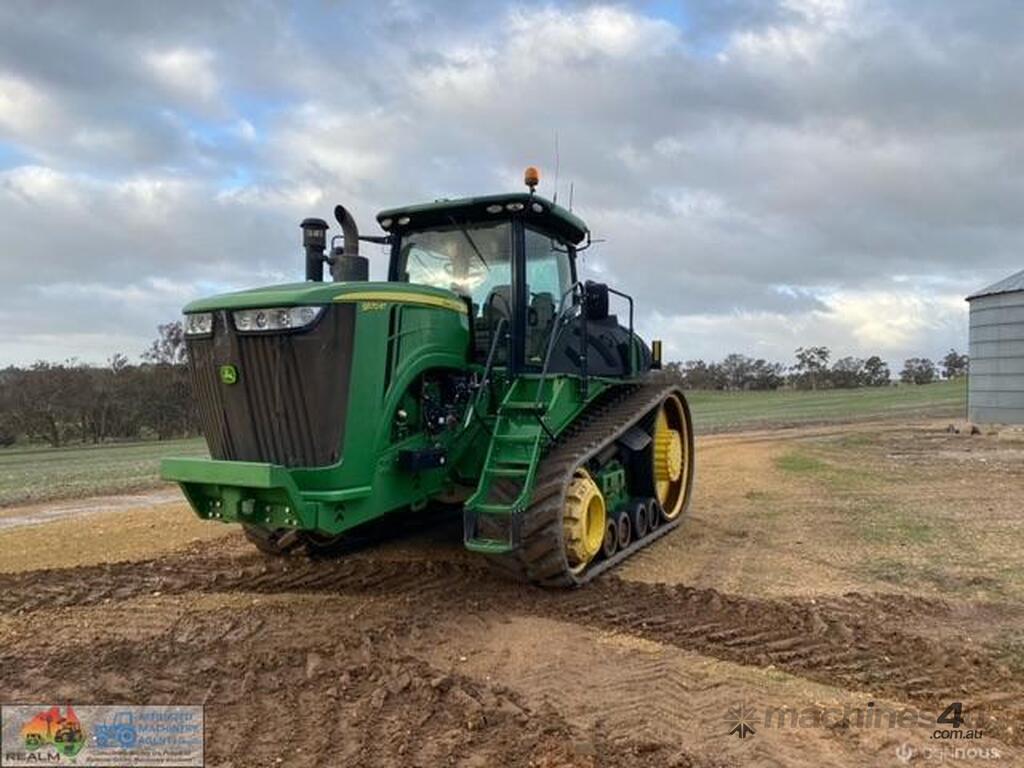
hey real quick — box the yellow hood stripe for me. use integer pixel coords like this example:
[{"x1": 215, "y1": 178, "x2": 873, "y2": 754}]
[{"x1": 334, "y1": 290, "x2": 468, "y2": 314}]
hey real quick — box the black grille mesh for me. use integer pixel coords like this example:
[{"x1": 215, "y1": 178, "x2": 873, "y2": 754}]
[{"x1": 187, "y1": 304, "x2": 355, "y2": 467}]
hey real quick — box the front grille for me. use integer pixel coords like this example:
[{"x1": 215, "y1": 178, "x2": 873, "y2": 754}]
[{"x1": 187, "y1": 304, "x2": 355, "y2": 467}]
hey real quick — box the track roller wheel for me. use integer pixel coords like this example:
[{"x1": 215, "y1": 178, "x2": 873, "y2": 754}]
[
  {"x1": 646, "y1": 497, "x2": 662, "y2": 531},
  {"x1": 601, "y1": 518, "x2": 618, "y2": 559},
  {"x1": 630, "y1": 500, "x2": 649, "y2": 539},
  {"x1": 243, "y1": 525, "x2": 302, "y2": 556},
  {"x1": 615, "y1": 511, "x2": 632, "y2": 550},
  {"x1": 563, "y1": 469, "x2": 607, "y2": 574}
]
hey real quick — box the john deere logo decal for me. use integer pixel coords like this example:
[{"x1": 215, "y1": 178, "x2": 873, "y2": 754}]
[{"x1": 219, "y1": 364, "x2": 238, "y2": 385}]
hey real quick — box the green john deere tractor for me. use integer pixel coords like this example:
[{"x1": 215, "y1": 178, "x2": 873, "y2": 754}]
[{"x1": 161, "y1": 168, "x2": 694, "y2": 586}]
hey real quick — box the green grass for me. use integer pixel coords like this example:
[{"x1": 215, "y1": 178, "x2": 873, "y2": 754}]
[
  {"x1": 858, "y1": 509, "x2": 935, "y2": 545},
  {"x1": 0, "y1": 438, "x2": 207, "y2": 508},
  {"x1": 687, "y1": 379, "x2": 966, "y2": 433},
  {"x1": 773, "y1": 452, "x2": 828, "y2": 474},
  {"x1": 862, "y1": 556, "x2": 1005, "y2": 597}
]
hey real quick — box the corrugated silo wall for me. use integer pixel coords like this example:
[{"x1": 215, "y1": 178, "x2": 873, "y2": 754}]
[{"x1": 969, "y1": 289, "x2": 1024, "y2": 424}]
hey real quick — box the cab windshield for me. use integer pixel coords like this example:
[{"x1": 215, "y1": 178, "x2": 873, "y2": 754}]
[
  {"x1": 396, "y1": 221, "x2": 513, "y2": 309},
  {"x1": 396, "y1": 220, "x2": 573, "y2": 365}
]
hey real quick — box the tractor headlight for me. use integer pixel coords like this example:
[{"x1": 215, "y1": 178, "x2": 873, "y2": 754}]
[
  {"x1": 184, "y1": 312, "x2": 213, "y2": 337},
  {"x1": 233, "y1": 305, "x2": 325, "y2": 333}
]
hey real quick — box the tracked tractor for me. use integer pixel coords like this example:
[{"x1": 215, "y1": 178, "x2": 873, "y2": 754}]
[{"x1": 161, "y1": 168, "x2": 694, "y2": 586}]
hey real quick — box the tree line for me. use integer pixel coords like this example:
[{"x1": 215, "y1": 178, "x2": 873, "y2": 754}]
[
  {"x1": 666, "y1": 347, "x2": 968, "y2": 392},
  {"x1": 0, "y1": 321, "x2": 971, "y2": 448},
  {"x1": 0, "y1": 323, "x2": 194, "y2": 448}
]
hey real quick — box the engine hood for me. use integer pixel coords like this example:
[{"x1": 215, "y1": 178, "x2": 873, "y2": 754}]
[{"x1": 184, "y1": 281, "x2": 467, "y2": 315}]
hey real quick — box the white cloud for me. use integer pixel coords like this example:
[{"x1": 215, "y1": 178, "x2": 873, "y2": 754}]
[
  {"x1": 0, "y1": 72, "x2": 59, "y2": 138},
  {"x1": 722, "y1": 0, "x2": 855, "y2": 62},
  {"x1": 507, "y1": 5, "x2": 679, "y2": 62},
  {"x1": 145, "y1": 48, "x2": 220, "y2": 107}
]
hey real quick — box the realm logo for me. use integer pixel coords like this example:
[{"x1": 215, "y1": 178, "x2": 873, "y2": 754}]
[{"x1": 20, "y1": 705, "x2": 85, "y2": 758}]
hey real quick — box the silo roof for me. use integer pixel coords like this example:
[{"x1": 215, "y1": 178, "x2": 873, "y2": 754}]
[{"x1": 967, "y1": 268, "x2": 1024, "y2": 301}]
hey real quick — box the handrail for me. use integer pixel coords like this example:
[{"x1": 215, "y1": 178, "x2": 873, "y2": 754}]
[
  {"x1": 534, "y1": 281, "x2": 588, "y2": 406},
  {"x1": 605, "y1": 285, "x2": 635, "y2": 376},
  {"x1": 464, "y1": 316, "x2": 508, "y2": 430}
]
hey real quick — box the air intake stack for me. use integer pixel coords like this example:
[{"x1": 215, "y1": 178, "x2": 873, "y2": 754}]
[{"x1": 300, "y1": 218, "x2": 328, "y2": 282}]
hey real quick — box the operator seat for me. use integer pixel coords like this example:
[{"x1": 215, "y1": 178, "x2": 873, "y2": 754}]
[
  {"x1": 527, "y1": 291, "x2": 556, "y2": 363},
  {"x1": 475, "y1": 285, "x2": 514, "y2": 363}
]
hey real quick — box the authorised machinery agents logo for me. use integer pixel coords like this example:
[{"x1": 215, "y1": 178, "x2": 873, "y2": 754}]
[{"x1": 1, "y1": 705, "x2": 204, "y2": 767}]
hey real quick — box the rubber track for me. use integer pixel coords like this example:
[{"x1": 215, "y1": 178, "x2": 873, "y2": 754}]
[{"x1": 483, "y1": 377, "x2": 688, "y2": 587}]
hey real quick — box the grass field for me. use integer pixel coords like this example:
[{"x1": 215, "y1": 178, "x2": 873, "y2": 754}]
[
  {"x1": 0, "y1": 380, "x2": 967, "y2": 507},
  {"x1": 0, "y1": 438, "x2": 206, "y2": 507},
  {"x1": 688, "y1": 378, "x2": 966, "y2": 432}
]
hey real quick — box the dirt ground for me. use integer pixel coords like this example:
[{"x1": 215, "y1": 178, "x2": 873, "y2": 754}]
[{"x1": 1, "y1": 420, "x2": 1022, "y2": 767}]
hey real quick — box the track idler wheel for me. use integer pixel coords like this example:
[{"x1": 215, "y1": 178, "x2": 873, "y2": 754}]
[
  {"x1": 652, "y1": 394, "x2": 694, "y2": 520},
  {"x1": 563, "y1": 469, "x2": 607, "y2": 574},
  {"x1": 630, "y1": 500, "x2": 650, "y2": 539}
]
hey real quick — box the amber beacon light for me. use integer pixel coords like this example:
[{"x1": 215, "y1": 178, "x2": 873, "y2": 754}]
[{"x1": 524, "y1": 166, "x2": 540, "y2": 192}]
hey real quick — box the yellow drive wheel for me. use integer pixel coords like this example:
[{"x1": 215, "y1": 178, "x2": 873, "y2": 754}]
[
  {"x1": 653, "y1": 394, "x2": 691, "y2": 520},
  {"x1": 563, "y1": 469, "x2": 607, "y2": 574}
]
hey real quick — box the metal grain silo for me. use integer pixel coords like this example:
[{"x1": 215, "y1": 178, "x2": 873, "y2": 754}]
[{"x1": 967, "y1": 269, "x2": 1024, "y2": 424}]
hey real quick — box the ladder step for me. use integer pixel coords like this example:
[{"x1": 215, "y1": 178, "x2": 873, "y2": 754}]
[
  {"x1": 494, "y1": 457, "x2": 532, "y2": 466},
  {"x1": 474, "y1": 503, "x2": 516, "y2": 514},
  {"x1": 500, "y1": 401, "x2": 547, "y2": 414},
  {"x1": 494, "y1": 434, "x2": 539, "y2": 444},
  {"x1": 486, "y1": 467, "x2": 529, "y2": 478}
]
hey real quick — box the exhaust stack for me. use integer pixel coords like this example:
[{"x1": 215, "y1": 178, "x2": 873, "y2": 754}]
[{"x1": 330, "y1": 205, "x2": 369, "y2": 282}]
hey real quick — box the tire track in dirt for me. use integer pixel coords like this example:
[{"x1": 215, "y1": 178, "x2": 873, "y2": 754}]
[
  {"x1": 1, "y1": 551, "x2": 1019, "y2": 745},
  {"x1": 0, "y1": 603, "x2": 722, "y2": 768}
]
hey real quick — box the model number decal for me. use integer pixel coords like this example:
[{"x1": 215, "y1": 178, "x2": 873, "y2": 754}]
[{"x1": 361, "y1": 301, "x2": 387, "y2": 312}]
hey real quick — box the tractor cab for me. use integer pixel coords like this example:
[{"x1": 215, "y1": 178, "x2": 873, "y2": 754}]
[{"x1": 378, "y1": 188, "x2": 646, "y2": 378}]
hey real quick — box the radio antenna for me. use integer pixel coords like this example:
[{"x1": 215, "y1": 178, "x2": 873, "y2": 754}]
[
  {"x1": 568, "y1": 181, "x2": 574, "y2": 212},
  {"x1": 553, "y1": 130, "x2": 560, "y2": 205}
]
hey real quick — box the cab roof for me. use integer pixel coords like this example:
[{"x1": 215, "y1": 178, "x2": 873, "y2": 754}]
[{"x1": 376, "y1": 193, "x2": 589, "y2": 245}]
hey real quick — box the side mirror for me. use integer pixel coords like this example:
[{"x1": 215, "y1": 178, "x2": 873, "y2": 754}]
[{"x1": 583, "y1": 281, "x2": 610, "y2": 321}]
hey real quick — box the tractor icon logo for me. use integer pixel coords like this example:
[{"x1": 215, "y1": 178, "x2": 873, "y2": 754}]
[{"x1": 95, "y1": 710, "x2": 138, "y2": 749}]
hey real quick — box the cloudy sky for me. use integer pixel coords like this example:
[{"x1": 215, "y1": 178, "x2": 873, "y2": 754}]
[{"x1": 0, "y1": 0, "x2": 1019, "y2": 367}]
